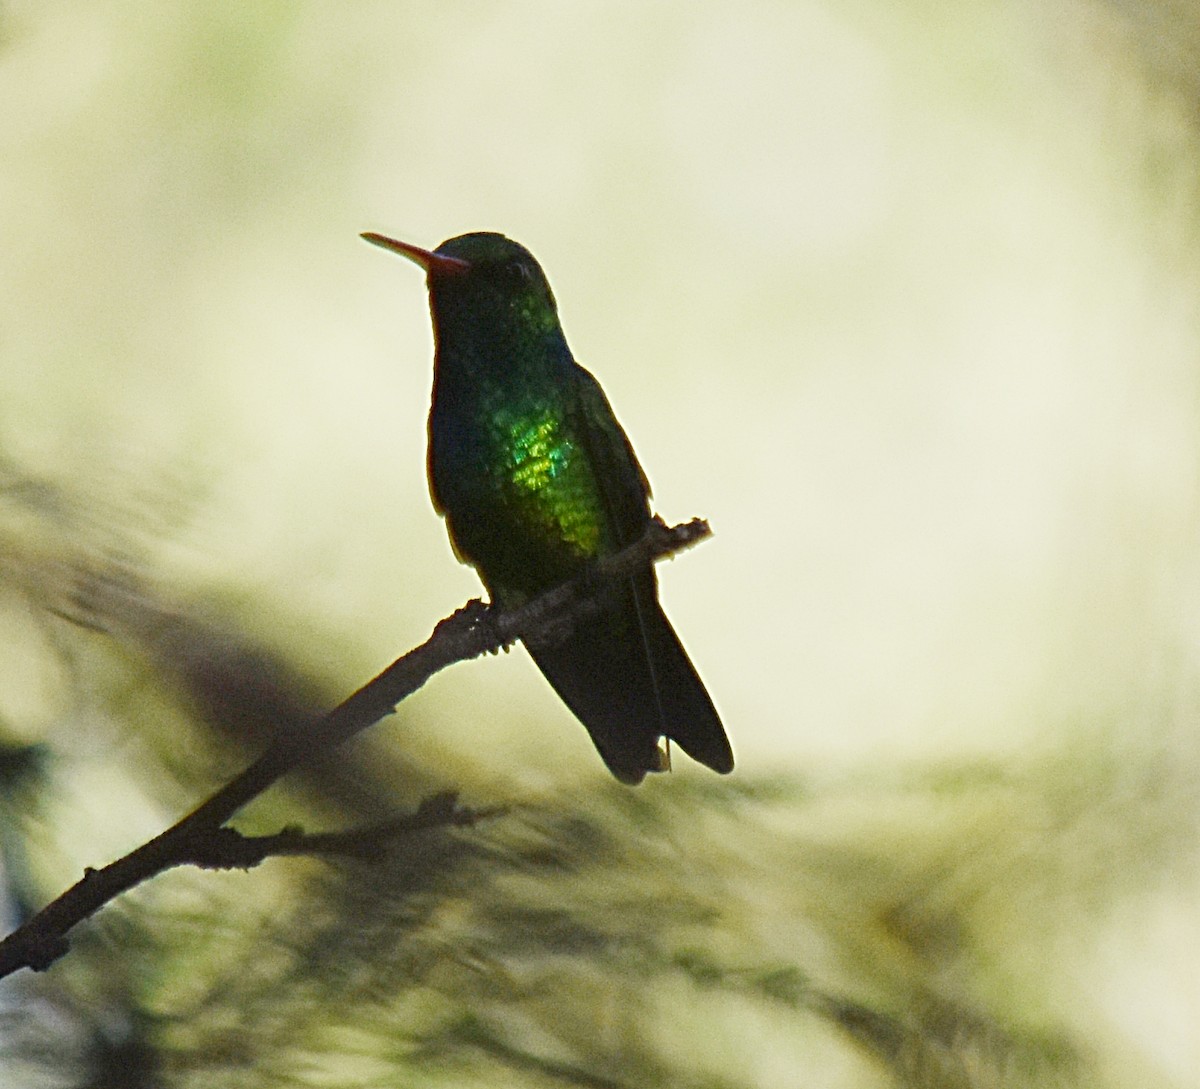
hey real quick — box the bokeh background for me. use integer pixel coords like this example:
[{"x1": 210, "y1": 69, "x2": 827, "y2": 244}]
[{"x1": 1, "y1": 2, "x2": 1198, "y2": 1087}]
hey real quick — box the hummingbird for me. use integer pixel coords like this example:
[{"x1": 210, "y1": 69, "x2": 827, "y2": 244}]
[{"x1": 362, "y1": 229, "x2": 733, "y2": 784}]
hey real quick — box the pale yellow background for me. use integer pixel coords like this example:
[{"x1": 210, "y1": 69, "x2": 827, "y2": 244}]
[{"x1": 1, "y1": 3, "x2": 1198, "y2": 1085}]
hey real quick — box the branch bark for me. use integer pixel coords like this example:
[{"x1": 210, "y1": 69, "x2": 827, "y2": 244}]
[{"x1": 0, "y1": 516, "x2": 711, "y2": 980}]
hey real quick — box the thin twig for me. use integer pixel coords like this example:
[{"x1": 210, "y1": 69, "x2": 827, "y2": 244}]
[
  {"x1": 184, "y1": 794, "x2": 508, "y2": 869},
  {"x1": 0, "y1": 517, "x2": 710, "y2": 980}
]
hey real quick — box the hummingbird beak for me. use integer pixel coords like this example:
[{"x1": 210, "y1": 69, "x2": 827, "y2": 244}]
[{"x1": 360, "y1": 232, "x2": 471, "y2": 278}]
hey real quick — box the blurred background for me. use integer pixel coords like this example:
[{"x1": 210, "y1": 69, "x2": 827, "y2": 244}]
[{"x1": 1, "y1": 1, "x2": 1198, "y2": 1086}]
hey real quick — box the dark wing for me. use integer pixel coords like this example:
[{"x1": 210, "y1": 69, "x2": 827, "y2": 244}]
[
  {"x1": 570, "y1": 364, "x2": 655, "y2": 535},
  {"x1": 523, "y1": 365, "x2": 733, "y2": 782}
]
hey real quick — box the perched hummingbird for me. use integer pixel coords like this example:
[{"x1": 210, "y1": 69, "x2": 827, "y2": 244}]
[{"x1": 363, "y1": 230, "x2": 733, "y2": 784}]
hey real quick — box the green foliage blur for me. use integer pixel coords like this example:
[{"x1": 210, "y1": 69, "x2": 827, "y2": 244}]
[{"x1": 1, "y1": 2, "x2": 1199, "y2": 1087}]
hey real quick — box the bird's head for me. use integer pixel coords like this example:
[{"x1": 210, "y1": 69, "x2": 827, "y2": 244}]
[{"x1": 362, "y1": 230, "x2": 561, "y2": 344}]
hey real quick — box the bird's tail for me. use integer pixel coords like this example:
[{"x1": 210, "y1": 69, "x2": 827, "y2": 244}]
[{"x1": 526, "y1": 573, "x2": 733, "y2": 784}]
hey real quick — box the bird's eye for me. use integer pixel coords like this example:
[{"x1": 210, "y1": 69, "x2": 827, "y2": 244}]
[{"x1": 502, "y1": 260, "x2": 532, "y2": 284}]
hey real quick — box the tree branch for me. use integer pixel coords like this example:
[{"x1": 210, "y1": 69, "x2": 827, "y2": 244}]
[
  {"x1": 185, "y1": 793, "x2": 507, "y2": 869},
  {"x1": 0, "y1": 516, "x2": 711, "y2": 980}
]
